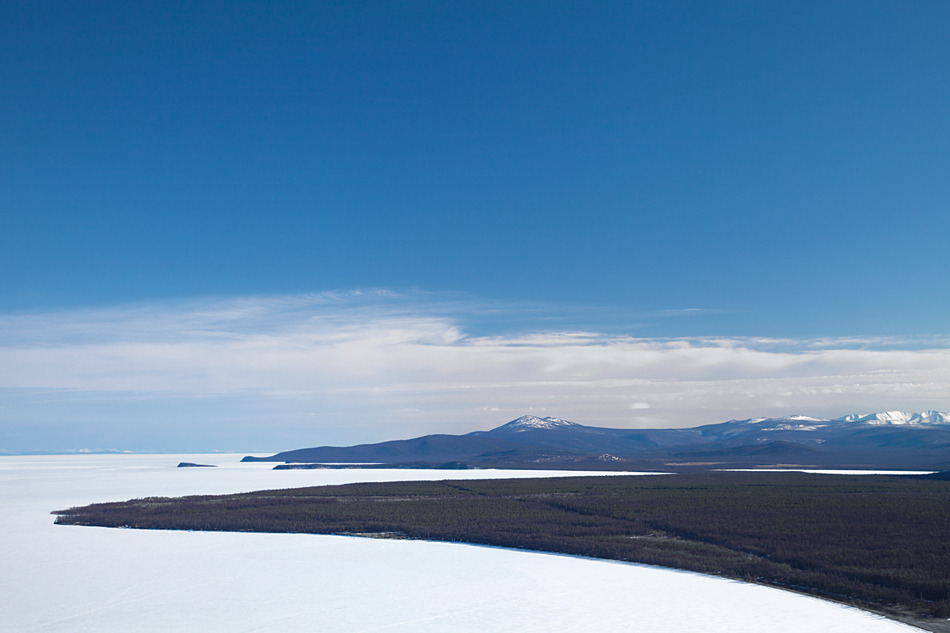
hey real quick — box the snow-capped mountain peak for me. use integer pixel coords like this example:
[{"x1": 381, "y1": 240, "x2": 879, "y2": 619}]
[
  {"x1": 835, "y1": 411, "x2": 950, "y2": 425},
  {"x1": 733, "y1": 411, "x2": 950, "y2": 428},
  {"x1": 498, "y1": 415, "x2": 579, "y2": 431},
  {"x1": 725, "y1": 411, "x2": 950, "y2": 433}
]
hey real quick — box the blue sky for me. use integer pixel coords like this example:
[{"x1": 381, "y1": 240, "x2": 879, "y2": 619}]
[{"x1": 2, "y1": 2, "x2": 949, "y2": 452}]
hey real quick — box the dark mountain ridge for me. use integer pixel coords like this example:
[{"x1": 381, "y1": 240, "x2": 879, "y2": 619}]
[{"x1": 242, "y1": 411, "x2": 950, "y2": 471}]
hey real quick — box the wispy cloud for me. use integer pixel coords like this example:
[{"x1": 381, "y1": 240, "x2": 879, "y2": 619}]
[{"x1": 2, "y1": 292, "x2": 949, "y2": 450}]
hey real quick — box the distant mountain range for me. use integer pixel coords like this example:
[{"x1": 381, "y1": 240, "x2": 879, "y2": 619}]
[{"x1": 242, "y1": 411, "x2": 950, "y2": 471}]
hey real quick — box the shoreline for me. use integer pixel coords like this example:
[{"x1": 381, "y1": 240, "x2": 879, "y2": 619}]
[{"x1": 54, "y1": 472, "x2": 950, "y2": 625}]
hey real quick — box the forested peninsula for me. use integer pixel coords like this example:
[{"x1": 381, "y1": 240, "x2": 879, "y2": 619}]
[{"x1": 55, "y1": 472, "x2": 950, "y2": 630}]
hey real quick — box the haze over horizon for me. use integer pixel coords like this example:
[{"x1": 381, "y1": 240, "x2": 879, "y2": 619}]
[{"x1": 3, "y1": 2, "x2": 948, "y2": 452}]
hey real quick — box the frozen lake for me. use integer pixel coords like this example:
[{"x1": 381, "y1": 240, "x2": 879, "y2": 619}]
[{"x1": 1, "y1": 454, "x2": 921, "y2": 632}]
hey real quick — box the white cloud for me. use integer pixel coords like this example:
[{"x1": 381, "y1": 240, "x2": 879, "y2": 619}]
[{"x1": 2, "y1": 292, "x2": 949, "y2": 448}]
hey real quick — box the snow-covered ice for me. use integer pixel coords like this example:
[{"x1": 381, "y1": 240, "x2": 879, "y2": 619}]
[{"x1": 0, "y1": 454, "x2": 922, "y2": 632}]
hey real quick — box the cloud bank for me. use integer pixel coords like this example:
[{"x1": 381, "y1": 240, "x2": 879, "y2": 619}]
[{"x1": 2, "y1": 291, "x2": 949, "y2": 451}]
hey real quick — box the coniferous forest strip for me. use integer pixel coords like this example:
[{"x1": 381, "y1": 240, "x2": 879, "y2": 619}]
[{"x1": 54, "y1": 472, "x2": 950, "y2": 625}]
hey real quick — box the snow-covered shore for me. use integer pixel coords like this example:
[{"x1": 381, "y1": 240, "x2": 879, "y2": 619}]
[{"x1": 0, "y1": 454, "x2": 921, "y2": 632}]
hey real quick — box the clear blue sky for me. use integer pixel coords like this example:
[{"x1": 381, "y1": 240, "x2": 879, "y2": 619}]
[{"x1": 2, "y1": 2, "x2": 949, "y2": 451}]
